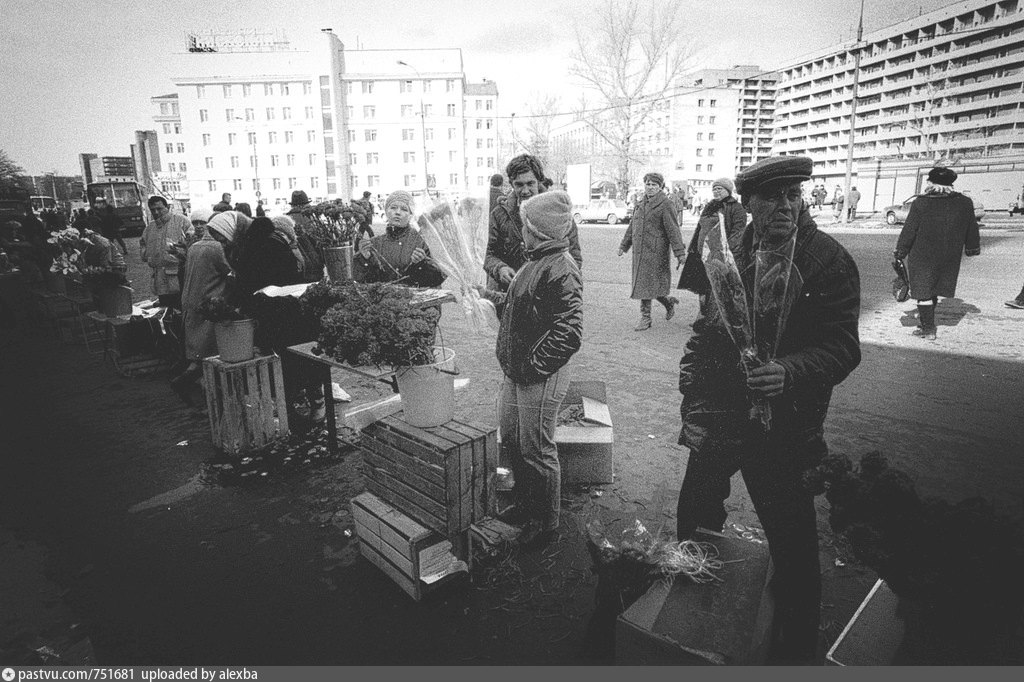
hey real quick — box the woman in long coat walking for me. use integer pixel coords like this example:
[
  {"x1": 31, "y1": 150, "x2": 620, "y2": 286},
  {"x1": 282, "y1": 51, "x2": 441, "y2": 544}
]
[
  {"x1": 617, "y1": 172, "x2": 686, "y2": 330},
  {"x1": 894, "y1": 166, "x2": 980, "y2": 340}
]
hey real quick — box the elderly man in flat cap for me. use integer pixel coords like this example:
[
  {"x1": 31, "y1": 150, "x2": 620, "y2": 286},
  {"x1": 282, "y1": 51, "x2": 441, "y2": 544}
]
[
  {"x1": 675, "y1": 156, "x2": 861, "y2": 664},
  {"x1": 894, "y1": 166, "x2": 980, "y2": 340}
]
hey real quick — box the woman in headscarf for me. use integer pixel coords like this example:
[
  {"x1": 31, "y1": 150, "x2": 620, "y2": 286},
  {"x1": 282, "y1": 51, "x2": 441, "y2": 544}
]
[
  {"x1": 206, "y1": 210, "x2": 251, "y2": 269},
  {"x1": 617, "y1": 172, "x2": 686, "y2": 331},
  {"x1": 353, "y1": 190, "x2": 446, "y2": 287},
  {"x1": 171, "y1": 211, "x2": 236, "y2": 403},
  {"x1": 271, "y1": 214, "x2": 305, "y2": 276}
]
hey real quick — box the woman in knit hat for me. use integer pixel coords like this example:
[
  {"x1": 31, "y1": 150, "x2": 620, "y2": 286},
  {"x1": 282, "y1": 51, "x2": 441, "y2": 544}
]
[
  {"x1": 617, "y1": 172, "x2": 686, "y2": 330},
  {"x1": 894, "y1": 166, "x2": 980, "y2": 340},
  {"x1": 353, "y1": 190, "x2": 446, "y2": 287},
  {"x1": 475, "y1": 190, "x2": 583, "y2": 549}
]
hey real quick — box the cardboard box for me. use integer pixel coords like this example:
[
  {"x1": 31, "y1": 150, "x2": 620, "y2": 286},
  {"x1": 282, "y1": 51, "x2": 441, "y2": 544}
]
[
  {"x1": 555, "y1": 381, "x2": 614, "y2": 485},
  {"x1": 616, "y1": 531, "x2": 775, "y2": 665},
  {"x1": 826, "y1": 579, "x2": 905, "y2": 666}
]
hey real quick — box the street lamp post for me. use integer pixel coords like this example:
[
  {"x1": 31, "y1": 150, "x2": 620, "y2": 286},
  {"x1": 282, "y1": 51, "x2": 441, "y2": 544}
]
[{"x1": 397, "y1": 60, "x2": 431, "y2": 200}]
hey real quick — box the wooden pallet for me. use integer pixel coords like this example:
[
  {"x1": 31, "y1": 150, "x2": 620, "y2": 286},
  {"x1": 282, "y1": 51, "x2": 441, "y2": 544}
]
[
  {"x1": 359, "y1": 415, "x2": 497, "y2": 537},
  {"x1": 352, "y1": 491, "x2": 468, "y2": 601},
  {"x1": 203, "y1": 354, "x2": 289, "y2": 456}
]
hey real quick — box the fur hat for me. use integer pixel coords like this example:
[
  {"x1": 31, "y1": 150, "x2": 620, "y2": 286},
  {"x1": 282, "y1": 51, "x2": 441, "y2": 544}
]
[
  {"x1": 736, "y1": 156, "x2": 813, "y2": 195},
  {"x1": 712, "y1": 177, "x2": 735, "y2": 195},
  {"x1": 927, "y1": 167, "x2": 957, "y2": 185},
  {"x1": 520, "y1": 190, "x2": 573, "y2": 247},
  {"x1": 289, "y1": 190, "x2": 311, "y2": 206},
  {"x1": 384, "y1": 190, "x2": 414, "y2": 213}
]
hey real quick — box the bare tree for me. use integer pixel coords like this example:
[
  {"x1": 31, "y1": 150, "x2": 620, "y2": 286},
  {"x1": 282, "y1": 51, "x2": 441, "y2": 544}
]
[
  {"x1": 568, "y1": 0, "x2": 694, "y2": 195},
  {"x1": 0, "y1": 149, "x2": 30, "y2": 192}
]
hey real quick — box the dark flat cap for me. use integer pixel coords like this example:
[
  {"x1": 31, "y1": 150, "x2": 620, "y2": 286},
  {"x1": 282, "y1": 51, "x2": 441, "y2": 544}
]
[
  {"x1": 735, "y1": 156, "x2": 813, "y2": 195},
  {"x1": 927, "y1": 167, "x2": 957, "y2": 185}
]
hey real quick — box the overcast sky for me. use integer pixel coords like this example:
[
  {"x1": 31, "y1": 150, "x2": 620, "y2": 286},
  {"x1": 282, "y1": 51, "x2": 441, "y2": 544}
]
[{"x1": 1, "y1": 0, "x2": 955, "y2": 175}]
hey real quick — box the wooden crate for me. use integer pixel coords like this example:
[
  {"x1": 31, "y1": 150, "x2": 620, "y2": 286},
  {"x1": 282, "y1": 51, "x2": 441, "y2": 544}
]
[
  {"x1": 352, "y1": 491, "x2": 468, "y2": 601},
  {"x1": 203, "y1": 354, "x2": 289, "y2": 455},
  {"x1": 359, "y1": 415, "x2": 497, "y2": 537}
]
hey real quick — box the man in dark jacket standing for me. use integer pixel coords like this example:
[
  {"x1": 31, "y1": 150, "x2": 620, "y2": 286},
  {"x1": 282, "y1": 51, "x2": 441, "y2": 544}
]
[
  {"x1": 86, "y1": 197, "x2": 127, "y2": 257},
  {"x1": 484, "y1": 154, "x2": 582, "y2": 291},
  {"x1": 894, "y1": 167, "x2": 980, "y2": 340},
  {"x1": 675, "y1": 156, "x2": 861, "y2": 664},
  {"x1": 477, "y1": 190, "x2": 583, "y2": 549},
  {"x1": 354, "y1": 190, "x2": 375, "y2": 240}
]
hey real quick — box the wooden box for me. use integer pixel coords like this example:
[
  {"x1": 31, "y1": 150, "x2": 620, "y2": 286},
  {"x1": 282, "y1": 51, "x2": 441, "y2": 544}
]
[
  {"x1": 352, "y1": 492, "x2": 468, "y2": 601},
  {"x1": 616, "y1": 531, "x2": 775, "y2": 665},
  {"x1": 359, "y1": 415, "x2": 497, "y2": 536},
  {"x1": 826, "y1": 579, "x2": 905, "y2": 666},
  {"x1": 555, "y1": 381, "x2": 615, "y2": 485},
  {"x1": 203, "y1": 354, "x2": 289, "y2": 455}
]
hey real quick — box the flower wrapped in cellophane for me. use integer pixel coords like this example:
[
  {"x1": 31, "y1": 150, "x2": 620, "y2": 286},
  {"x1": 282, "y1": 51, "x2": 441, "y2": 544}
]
[{"x1": 416, "y1": 197, "x2": 495, "y2": 332}]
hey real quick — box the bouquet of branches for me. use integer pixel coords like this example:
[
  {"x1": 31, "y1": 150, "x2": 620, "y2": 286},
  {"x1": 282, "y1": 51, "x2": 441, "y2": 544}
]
[
  {"x1": 302, "y1": 199, "x2": 358, "y2": 249},
  {"x1": 417, "y1": 197, "x2": 494, "y2": 332},
  {"x1": 47, "y1": 227, "x2": 82, "y2": 275}
]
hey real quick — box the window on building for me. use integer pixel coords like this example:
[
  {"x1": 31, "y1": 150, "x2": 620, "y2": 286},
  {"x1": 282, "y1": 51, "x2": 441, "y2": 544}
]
[
  {"x1": 477, "y1": 176, "x2": 484, "y2": 186},
  {"x1": 487, "y1": 156, "x2": 494, "y2": 167},
  {"x1": 204, "y1": 157, "x2": 214, "y2": 169},
  {"x1": 346, "y1": 82, "x2": 353, "y2": 94},
  {"x1": 698, "y1": 99, "x2": 704, "y2": 106},
  {"x1": 311, "y1": 176, "x2": 319, "y2": 188},
  {"x1": 401, "y1": 80, "x2": 413, "y2": 94},
  {"x1": 709, "y1": 116, "x2": 716, "y2": 124},
  {"x1": 367, "y1": 175, "x2": 379, "y2": 187},
  {"x1": 224, "y1": 108, "x2": 234, "y2": 122},
  {"x1": 696, "y1": 132, "x2": 703, "y2": 140},
  {"x1": 174, "y1": 124, "x2": 181, "y2": 134},
  {"x1": 706, "y1": 164, "x2": 713, "y2": 172},
  {"x1": 284, "y1": 131, "x2": 294, "y2": 143},
  {"x1": 476, "y1": 157, "x2": 483, "y2": 167},
  {"x1": 697, "y1": 116, "x2": 703, "y2": 124},
  {"x1": 270, "y1": 155, "x2": 279, "y2": 166},
  {"x1": 446, "y1": 79, "x2": 456, "y2": 92},
  {"x1": 197, "y1": 85, "x2": 206, "y2": 99},
  {"x1": 309, "y1": 130, "x2": 318, "y2": 143},
  {"x1": 322, "y1": 112, "x2": 333, "y2": 131},
  {"x1": 450, "y1": 173, "x2": 458, "y2": 184},
  {"x1": 696, "y1": 149, "x2": 703, "y2": 157},
  {"x1": 708, "y1": 132, "x2": 715, "y2": 141},
  {"x1": 179, "y1": 162, "x2": 187, "y2": 172},
  {"x1": 402, "y1": 128, "x2": 415, "y2": 141},
  {"x1": 288, "y1": 177, "x2": 296, "y2": 189},
  {"x1": 303, "y1": 82, "x2": 312, "y2": 95},
  {"x1": 347, "y1": 106, "x2": 354, "y2": 118},
  {"x1": 247, "y1": 132, "x2": 256, "y2": 145},
  {"x1": 404, "y1": 151, "x2": 416, "y2": 163},
  {"x1": 242, "y1": 83, "x2": 252, "y2": 97},
  {"x1": 165, "y1": 143, "x2": 173, "y2": 154},
  {"x1": 171, "y1": 102, "x2": 178, "y2": 115},
  {"x1": 307, "y1": 153, "x2": 316, "y2": 166},
  {"x1": 710, "y1": 99, "x2": 716, "y2": 107},
  {"x1": 448, "y1": 128, "x2": 456, "y2": 140},
  {"x1": 476, "y1": 139, "x2": 483, "y2": 149},
  {"x1": 423, "y1": 80, "x2": 431, "y2": 92},
  {"x1": 475, "y1": 100, "x2": 482, "y2": 111},
  {"x1": 424, "y1": 104, "x2": 433, "y2": 116},
  {"x1": 223, "y1": 84, "x2": 233, "y2": 98},
  {"x1": 167, "y1": 163, "x2": 176, "y2": 172},
  {"x1": 404, "y1": 175, "x2": 413, "y2": 187},
  {"x1": 233, "y1": 179, "x2": 242, "y2": 190},
  {"x1": 324, "y1": 136, "x2": 333, "y2": 155},
  {"x1": 486, "y1": 100, "x2": 493, "y2": 111},
  {"x1": 208, "y1": 180, "x2": 216, "y2": 191},
  {"x1": 486, "y1": 119, "x2": 493, "y2": 129},
  {"x1": 449, "y1": 150, "x2": 457, "y2": 161},
  {"x1": 695, "y1": 164, "x2": 702, "y2": 172},
  {"x1": 199, "y1": 109, "x2": 208, "y2": 122},
  {"x1": 425, "y1": 128, "x2": 434, "y2": 141},
  {"x1": 266, "y1": 107, "x2": 275, "y2": 120},
  {"x1": 366, "y1": 152, "x2": 378, "y2": 164},
  {"x1": 264, "y1": 83, "x2": 274, "y2": 96},
  {"x1": 160, "y1": 103, "x2": 169, "y2": 115},
  {"x1": 487, "y1": 138, "x2": 494, "y2": 148},
  {"x1": 365, "y1": 129, "x2": 377, "y2": 142},
  {"x1": 425, "y1": 151, "x2": 434, "y2": 162},
  {"x1": 707, "y1": 148, "x2": 714, "y2": 157},
  {"x1": 230, "y1": 156, "x2": 239, "y2": 168},
  {"x1": 250, "y1": 155, "x2": 256, "y2": 167},
  {"x1": 282, "y1": 107, "x2": 292, "y2": 120},
  {"x1": 362, "y1": 81, "x2": 374, "y2": 94},
  {"x1": 305, "y1": 106, "x2": 314, "y2": 120},
  {"x1": 268, "y1": 132, "x2": 277, "y2": 144},
  {"x1": 363, "y1": 105, "x2": 375, "y2": 118},
  {"x1": 475, "y1": 120, "x2": 482, "y2": 130},
  {"x1": 401, "y1": 104, "x2": 414, "y2": 118},
  {"x1": 346, "y1": 130, "x2": 355, "y2": 142},
  {"x1": 286, "y1": 154, "x2": 295, "y2": 166},
  {"x1": 245, "y1": 108, "x2": 254, "y2": 121},
  {"x1": 281, "y1": 83, "x2": 290, "y2": 96},
  {"x1": 447, "y1": 104, "x2": 457, "y2": 116},
  {"x1": 272, "y1": 178, "x2": 281, "y2": 189},
  {"x1": 162, "y1": 123, "x2": 171, "y2": 134},
  {"x1": 349, "y1": 153, "x2": 356, "y2": 165}
]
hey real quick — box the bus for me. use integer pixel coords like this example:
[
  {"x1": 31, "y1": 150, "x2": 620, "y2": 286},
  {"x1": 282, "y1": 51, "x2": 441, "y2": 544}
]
[
  {"x1": 85, "y1": 181, "x2": 148, "y2": 236},
  {"x1": 30, "y1": 195, "x2": 58, "y2": 213}
]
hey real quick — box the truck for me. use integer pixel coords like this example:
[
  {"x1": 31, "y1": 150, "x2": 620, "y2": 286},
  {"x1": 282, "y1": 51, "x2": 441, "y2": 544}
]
[{"x1": 85, "y1": 180, "x2": 148, "y2": 236}]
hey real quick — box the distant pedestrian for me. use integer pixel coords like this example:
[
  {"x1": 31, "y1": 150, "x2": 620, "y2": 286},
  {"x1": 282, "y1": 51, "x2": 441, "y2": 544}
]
[
  {"x1": 353, "y1": 190, "x2": 376, "y2": 240},
  {"x1": 86, "y1": 197, "x2": 127, "y2": 257},
  {"x1": 894, "y1": 167, "x2": 980, "y2": 340},
  {"x1": 847, "y1": 186, "x2": 861, "y2": 221},
  {"x1": 140, "y1": 196, "x2": 189, "y2": 310},
  {"x1": 212, "y1": 193, "x2": 233, "y2": 213},
  {"x1": 488, "y1": 173, "x2": 506, "y2": 216},
  {"x1": 832, "y1": 186, "x2": 844, "y2": 224},
  {"x1": 617, "y1": 172, "x2": 685, "y2": 331}
]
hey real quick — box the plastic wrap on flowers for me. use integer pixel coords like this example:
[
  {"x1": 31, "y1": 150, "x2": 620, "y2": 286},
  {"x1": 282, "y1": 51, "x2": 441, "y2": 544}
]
[{"x1": 417, "y1": 197, "x2": 497, "y2": 332}]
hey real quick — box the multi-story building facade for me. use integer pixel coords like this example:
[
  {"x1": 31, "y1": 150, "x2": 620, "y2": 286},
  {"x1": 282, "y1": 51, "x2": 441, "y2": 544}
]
[
  {"x1": 549, "y1": 66, "x2": 775, "y2": 198},
  {"x1": 161, "y1": 30, "x2": 500, "y2": 211},
  {"x1": 772, "y1": 0, "x2": 1024, "y2": 191}
]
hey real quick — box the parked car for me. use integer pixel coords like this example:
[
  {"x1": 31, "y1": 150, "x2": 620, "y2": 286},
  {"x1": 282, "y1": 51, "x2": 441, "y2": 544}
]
[
  {"x1": 883, "y1": 195, "x2": 985, "y2": 225},
  {"x1": 572, "y1": 199, "x2": 631, "y2": 225}
]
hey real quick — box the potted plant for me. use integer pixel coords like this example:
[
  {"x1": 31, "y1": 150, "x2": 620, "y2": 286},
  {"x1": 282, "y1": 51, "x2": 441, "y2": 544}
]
[
  {"x1": 198, "y1": 295, "x2": 256, "y2": 363},
  {"x1": 79, "y1": 266, "x2": 132, "y2": 317},
  {"x1": 303, "y1": 200, "x2": 359, "y2": 282},
  {"x1": 305, "y1": 280, "x2": 455, "y2": 426},
  {"x1": 816, "y1": 451, "x2": 1024, "y2": 663}
]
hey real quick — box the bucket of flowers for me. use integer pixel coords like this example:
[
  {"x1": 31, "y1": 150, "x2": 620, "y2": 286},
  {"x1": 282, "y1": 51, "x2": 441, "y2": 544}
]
[
  {"x1": 303, "y1": 200, "x2": 360, "y2": 282},
  {"x1": 198, "y1": 295, "x2": 256, "y2": 363}
]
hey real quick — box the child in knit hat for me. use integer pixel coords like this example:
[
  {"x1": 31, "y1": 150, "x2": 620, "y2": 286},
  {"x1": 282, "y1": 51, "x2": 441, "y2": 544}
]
[{"x1": 475, "y1": 189, "x2": 583, "y2": 549}]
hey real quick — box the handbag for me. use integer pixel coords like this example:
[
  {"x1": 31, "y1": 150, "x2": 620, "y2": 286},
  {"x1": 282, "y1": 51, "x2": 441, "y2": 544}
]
[{"x1": 891, "y1": 257, "x2": 910, "y2": 302}]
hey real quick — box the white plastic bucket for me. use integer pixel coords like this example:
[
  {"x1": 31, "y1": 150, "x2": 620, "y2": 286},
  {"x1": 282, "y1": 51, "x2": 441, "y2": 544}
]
[
  {"x1": 214, "y1": 319, "x2": 257, "y2": 363},
  {"x1": 394, "y1": 346, "x2": 457, "y2": 427}
]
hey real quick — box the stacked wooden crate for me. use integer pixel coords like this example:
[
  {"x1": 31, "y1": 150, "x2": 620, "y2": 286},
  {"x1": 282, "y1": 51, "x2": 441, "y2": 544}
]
[{"x1": 203, "y1": 354, "x2": 289, "y2": 455}]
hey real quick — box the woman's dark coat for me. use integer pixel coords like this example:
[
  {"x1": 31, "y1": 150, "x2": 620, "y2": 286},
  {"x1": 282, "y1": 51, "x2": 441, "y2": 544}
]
[
  {"x1": 352, "y1": 225, "x2": 447, "y2": 288},
  {"x1": 619, "y1": 192, "x2": 686, "y2": 299},
  {"x1": 895, "y1": 192, "x2": 980, "y2": 300}
]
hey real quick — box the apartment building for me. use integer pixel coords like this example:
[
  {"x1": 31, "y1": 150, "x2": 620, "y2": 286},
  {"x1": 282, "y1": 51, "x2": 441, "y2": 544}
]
[
  {"x1": 772, "y1": 0, "x2": 1024, "y2": 187},
  {"x1": 160, "y1": 29, "x2": 499, "y2": 211},
  {"x1": 549, "y1": 66, "x2": 774, "y2": 196}
]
